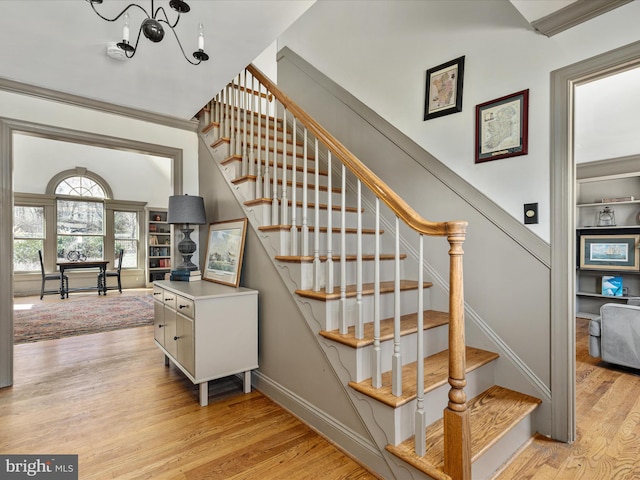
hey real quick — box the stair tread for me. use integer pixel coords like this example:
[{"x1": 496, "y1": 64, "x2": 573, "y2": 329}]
[
  {"x1": 246, "y1": 199, "x2": 361, "y2": 213},
  {"x1": 276, "y1": 253, "x2": 406, "y2": 263},
  {"x1": 320, "y1": 310, "x2": 449, "y2": 348},
  {"x1": 386, "y1": 385, "x2": 541, "y2": 474},
  {"x1": 296, "y1": 280, "x2": 432, "y2": 301},
  {"x1": 231, "y1": 175, "x2": 340, "y2": 193},
  {"x1": 222, "y1": 155, "x2": 327, "y2": 175},
  {"x1": 349, "y1": 346, "x2": 499, "y2": 408},
  {"x1": 261, "y1": 225, "x2": 380, "y2": 235}
]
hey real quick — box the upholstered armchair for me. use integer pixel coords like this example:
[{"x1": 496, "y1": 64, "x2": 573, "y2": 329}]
[{"x1": 589, "y1": 297, "x2": 640, "y2": 369}]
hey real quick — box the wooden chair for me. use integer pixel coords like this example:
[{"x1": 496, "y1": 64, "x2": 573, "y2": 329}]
[
  {"x1": 39, "y1": 250, "x2": 68, "y2": 300},
  {"x1": 98, "y1": 249, "x2": 123, "y2": 295}
]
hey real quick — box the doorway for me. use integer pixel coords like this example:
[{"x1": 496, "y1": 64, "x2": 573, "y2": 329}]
[{"x1": 550, "y1": 40, "x2": 640, "y2": 443}]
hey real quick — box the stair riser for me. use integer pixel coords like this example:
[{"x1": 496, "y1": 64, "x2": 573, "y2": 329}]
[
  {"x1": 354, "y1": 361, "x2": 496, "y2": 445},
  {"x1": 299, "y1": 289, "x2": 431, "y2": 332},
  {"x1": 245, "y1": 202, "x2": 366, "y2": 230},
  {"x1": 472, "y1": 414, "x2": 537, "y2": 480},
  {"x1": 223, "y1": 158, "x2": 328, "y2": 187},
  {"x1": 275, "y1": 257, "x2": 405, "y2": 291},
  {"x1": 323, "y1": 325, "x2": 449, "y2": 383}
]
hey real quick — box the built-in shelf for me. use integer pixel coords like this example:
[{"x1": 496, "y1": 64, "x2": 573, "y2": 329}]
[{"x1": 147, "y1": 208, "x2": 172, "y2": 285}]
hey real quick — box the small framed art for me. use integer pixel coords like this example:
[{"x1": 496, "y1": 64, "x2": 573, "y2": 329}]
[
  {"x1": 475, "y1": 89, "x2": 529, "y2": 163},
  {"x1": 203, "y1": 218, "x2": 248, "y2": 287},
  {"x1": 580, "y1": 234, "x2": 639, "y2": 271},
  {"x1": 423, "y1": 56, "x2": 465, "y2": 121}
]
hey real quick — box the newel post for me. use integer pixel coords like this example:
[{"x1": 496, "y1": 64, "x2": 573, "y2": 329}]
[{"x1": 443, "y1": 221, "x2": 470, "y2": 480}]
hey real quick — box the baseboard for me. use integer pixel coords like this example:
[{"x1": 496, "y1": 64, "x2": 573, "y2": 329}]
[{"x1": 251, "y1": 371, "x2": 390, "y2": 475}]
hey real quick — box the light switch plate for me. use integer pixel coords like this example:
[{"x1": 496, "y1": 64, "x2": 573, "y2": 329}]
[{"x1": 524, "y1": 203, "x2": 538, "y2": 224}]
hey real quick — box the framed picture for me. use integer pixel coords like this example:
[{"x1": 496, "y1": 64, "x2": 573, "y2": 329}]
[
  {"x1": 203, "y1": 218, "x2": 248, "y2": 287},
  {"x1": 475, "y1": 89, "x2": 529, "y2": 163},
  {"x1": 580, "y1": 234, "x2": 640, "y2": 271},
  {"x1": 423, "y1": 56, "x2": 465, "y2": 121}
]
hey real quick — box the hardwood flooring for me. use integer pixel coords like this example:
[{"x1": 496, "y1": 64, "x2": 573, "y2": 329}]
[
  {"x1": 496, "y1": 317, "x2": 640, "y2": 479},
  {"x1": 0, "y1": 322, "x2": 378, "y2": 479}
]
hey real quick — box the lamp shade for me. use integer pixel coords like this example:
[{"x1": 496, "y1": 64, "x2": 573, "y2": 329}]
[{"x1": 167, "y1": 195, "x2": 206, "y2": 225}]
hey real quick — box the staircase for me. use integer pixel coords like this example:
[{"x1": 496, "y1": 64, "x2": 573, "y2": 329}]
[{"x1": 197, "y1": 64, "x2": 541, "y2": 480}]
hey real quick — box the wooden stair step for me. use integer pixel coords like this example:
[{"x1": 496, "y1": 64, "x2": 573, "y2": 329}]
[
  {"x1": 231, "y1": 176, "x2": 340, "y2": 194},
  {"x1": 261, "y1": 225, "x2": 380, "y2": 235},
  {"x1": 276, "y1": 253, "x2": 406, "y2": 263},
  {"x1": 295, "y1": 280, "x2": 432, "y2": 301},
  {"x1": 320, "y1": 310, "x2": 449, "y2": 348},
  {"x1": 349, "y1": 346, "x2": 499, "y2": 408},
  {"x1": 246, "y1": 198, "x2": 362, "y2": 213},
  {"x1": 386, "y1": 385, "x2": 541, "y2": 476},
  {"x1": 223, "y1": 156, "x2": 328, "y2": 176}
]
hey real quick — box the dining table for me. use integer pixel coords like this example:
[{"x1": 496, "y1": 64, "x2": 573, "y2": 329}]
[{"x1": 56, "y1": 260, "x2": 109, "y2": 299}]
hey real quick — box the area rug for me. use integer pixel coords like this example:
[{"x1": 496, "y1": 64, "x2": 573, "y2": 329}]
[{"x1": 13, "y1": 295, "x2": 154, "y2": 344}]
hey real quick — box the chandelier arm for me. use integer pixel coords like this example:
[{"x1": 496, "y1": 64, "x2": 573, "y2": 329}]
[
  {"x1": 87, "y1": 1, "x2": 150, "y2": 22},
  {"x1": 160, "y1": 20, "x2": 201, "y2": 65},
  {"x1": 155, "y1": 6, "x2": 181, "y2": 29}
]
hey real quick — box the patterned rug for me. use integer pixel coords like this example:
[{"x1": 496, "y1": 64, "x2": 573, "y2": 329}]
[{"x1": 13, "y1": 295, "x2": 154, "y2": 344}]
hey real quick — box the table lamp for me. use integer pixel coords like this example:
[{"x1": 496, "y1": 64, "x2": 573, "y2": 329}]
[{"x1": 167, "y1": 194, "x2": 207, "y2": 271}]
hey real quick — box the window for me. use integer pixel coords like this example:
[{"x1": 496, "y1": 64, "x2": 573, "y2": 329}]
[
  {"x1": 57, "y1": 198, "x2": 104, "y2": 261},
  {"x1": 14, "y1": 168, "x2": 145, "y2": 275},
  {"x1": 13, "y1": 206, "x2": 45, "y2": 272},
  {"x1": 114, "y1": 210, "x2": 139, "y2": 268}
]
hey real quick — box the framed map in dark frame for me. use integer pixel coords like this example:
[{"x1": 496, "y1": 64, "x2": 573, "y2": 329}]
[
  {"x1": 475, "y1": 89, "x2": 529, "y2": 163},
  {"x1": 423, "y1": 56, "x2": 465, "y2": 121}
]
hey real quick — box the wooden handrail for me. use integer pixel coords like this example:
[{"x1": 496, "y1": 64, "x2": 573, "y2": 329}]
[{"x1": 247, "y1": 64, "x2": 467, "y2": 240}]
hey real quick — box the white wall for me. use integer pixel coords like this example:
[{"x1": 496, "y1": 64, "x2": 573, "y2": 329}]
[
  {"x1": 278, "y1": 0, "x2": 640, "y2": 242},
  {"x1": 13, "y1": 134, "x2": 172, "y2": 206}
]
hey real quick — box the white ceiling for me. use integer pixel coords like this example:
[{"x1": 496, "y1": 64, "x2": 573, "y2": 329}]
[{"x1": 0, "y1": 1, "x2": 314, "y2": 120}]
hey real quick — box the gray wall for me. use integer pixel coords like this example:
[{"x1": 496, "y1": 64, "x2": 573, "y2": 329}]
[{"x1": 277, "y1": 48, "x2": 553, "y2": 433}]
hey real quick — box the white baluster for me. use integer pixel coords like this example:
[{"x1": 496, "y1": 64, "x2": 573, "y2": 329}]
[
  {"x1": 255, "y1": 83, "x2": 263, "y2": 199},
  {"x1": 290, "y1": 117, "x2": 298, "y2": 256},
  {"x1": 339, "y1": 164, "x2": 347, "y2": 335},
  {"x1": 241, "y1": 70, "x2": 249, "y2": 177},
  {"x1": 264, "y1": 97, "x2": 271, "y2": 201},
  {"x1": 392, "y1": 216, "x2": 402, "y2": 396},
  {"x1": 230, "y1": 76, "x2": 237, "y2": 156},
  {"x1": 235, "y1": 74, "x2": 242, "y2": 155},
  {"x1": 355, "y1": 179, "x2": 363, "y2": 339},
  {"x1": 271, "y1": 102, "x2": 279, "y2": 225},
  {"x1": 301, "y1": 128, "x2": 309, "y2": 257},
  {"x1": 325, "y1": 151, "x2": 334, "y2": 294},
  {"x1": 248, "y1": 76, "x2": 255, "y2": 177},
  {"x1": 415, "y1": 234, "x2": 426, "y2": 456},
  {"x1": 372, "y1": 198, "x2": 381, "y2": 388},
  {"x1": 281, "y1": 108, "x2": 289, "y2": 226},
  {"x1": 313, "y1": 138, "x2": 321, "y2": 292}
]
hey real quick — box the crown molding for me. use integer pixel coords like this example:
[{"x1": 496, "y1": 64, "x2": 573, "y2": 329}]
[
  {"x1": 532, "y1": 0, "x2": 632, "y2": 37},
  {"x1": 0, "y1": 76, "x2": 199, "y2": 132}
]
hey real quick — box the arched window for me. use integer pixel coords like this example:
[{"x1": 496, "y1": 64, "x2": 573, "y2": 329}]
[{"x1": 14, "y1": 168, "x2": 144, "y2": 273}]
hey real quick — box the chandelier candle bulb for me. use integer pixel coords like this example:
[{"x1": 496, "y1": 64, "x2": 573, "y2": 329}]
[
  {"x1": 123, "y1": 12, "x2": 130, "y2": 42},
  {"x1": 198, "y1": 23, "x2": 204, "y2": 51}
]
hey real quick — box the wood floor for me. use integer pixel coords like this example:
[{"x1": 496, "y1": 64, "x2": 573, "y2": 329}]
[
  {"x1": 0, "y1": 321, "x2": 378, "y2": 479},
  {"x1": 3, "y1": 305, "x2": 640, "y2": 479},
  {"x1": 495, "y1": 317, "x2": 640, "y2": 479}
]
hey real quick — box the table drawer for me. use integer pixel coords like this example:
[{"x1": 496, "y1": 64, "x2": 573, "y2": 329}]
[
  {"x1": 162, "y1": 290, "x2": 177, "y2": 310},
  {"x1": 152, "y1": 285, "x2": 164, "y2": 302},
  {"x1": 175, "y1": 295, "x2": 194, "y2": 319}
]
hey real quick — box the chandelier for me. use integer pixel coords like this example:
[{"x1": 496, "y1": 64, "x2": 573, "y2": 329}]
[{"x1": 87, "y1": 0, "x2": 209, "y2": 65}]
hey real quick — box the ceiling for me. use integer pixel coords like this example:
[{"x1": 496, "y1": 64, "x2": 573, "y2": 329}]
[
  {"x1": 0, "y1": 1, "x2": 314, "y2": 120},
  {"x1": 0, "y1": 1, "x2": 628, "y2": 122}
]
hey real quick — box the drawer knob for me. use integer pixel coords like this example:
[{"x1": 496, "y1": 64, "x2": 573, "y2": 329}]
[
  {"x1": 173, "y1": 336, "x2": 180, "y2": 341},
  {"x1": 153, "y1": 292, "x2": 161, "y2": 296},
  {"x1": 179, "y1": 304, "x2": 189, "y2": 309}
]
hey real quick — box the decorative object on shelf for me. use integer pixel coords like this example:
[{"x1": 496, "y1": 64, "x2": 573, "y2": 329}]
[
  {"x1": 66, "y1": 250, "x2": 87, "y2": 262},
  {"x1": 423, "y1": 56, "x2": 465, "y2": 121},
  {"x1": 203, "y1": 218, "x2": 248, "y2": 287},
  {"x1": 602, "y1": 196, "x2": 634, "y2": 203},
  {"x1": 597, "y1": 206, "x2": 616, "y2": 227},
  {"x1": 636, "y1": 210, "x2": 640, "y2": 225},
  {"x1": 602, "y1": 275, "x2": 623, "y2": 296},
  {"x1": 167, "y1": 194, "x2": 207, "y2": 271},
  {"x1": 153, "y1": 214, "x2": 162, "y2": 221},
  {"x1": 475, "y1": 89, "x2": 529, "y2": 163},
  {"x1": 86, "y1": 0, "x2": 210, "y2": 65},
  {"x1": 580, "y1": 234, "x2": 640, "y2": 271},
  {"x1": 149, "y1": 235, "x2": 158, "y2": 245}
]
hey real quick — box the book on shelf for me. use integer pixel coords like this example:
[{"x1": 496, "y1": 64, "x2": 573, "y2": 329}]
[
  {"x1": 171, "y1": 269, "x2": 201, "y2": 276},
  {"x1": 602, "y1": 275, "x2": 623, "y2": 296}
]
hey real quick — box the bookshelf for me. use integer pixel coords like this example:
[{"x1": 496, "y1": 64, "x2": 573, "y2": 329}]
[{"x1": 147, "y1": 208, "x2": 172, "y2": 285}]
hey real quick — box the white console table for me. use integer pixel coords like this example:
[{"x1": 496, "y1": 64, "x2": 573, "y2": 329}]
[{"x1": 152, "y1": 280, "x2": 258, "y2": 406}]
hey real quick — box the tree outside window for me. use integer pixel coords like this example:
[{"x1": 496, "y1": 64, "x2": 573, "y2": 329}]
[{"x1": 13, "y1": 206, "x2": 44, "y2": 271}]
